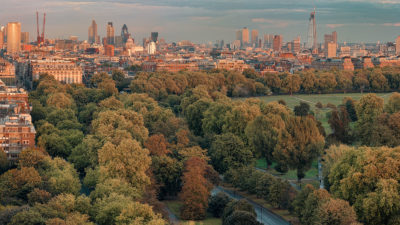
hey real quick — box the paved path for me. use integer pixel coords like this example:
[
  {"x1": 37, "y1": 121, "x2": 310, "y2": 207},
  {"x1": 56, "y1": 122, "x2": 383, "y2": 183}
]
[
  {"x1": 212, "y1": 186, "x2": 291, "y2": 225},
  {"x1": 165, "y1": 205, "x2": 179, "y2": 225}
]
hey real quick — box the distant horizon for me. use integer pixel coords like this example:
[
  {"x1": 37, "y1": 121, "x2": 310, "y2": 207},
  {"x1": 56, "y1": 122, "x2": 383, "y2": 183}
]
[{"x1": 1, "y1": 0, "x2": 400, "y2": 44}]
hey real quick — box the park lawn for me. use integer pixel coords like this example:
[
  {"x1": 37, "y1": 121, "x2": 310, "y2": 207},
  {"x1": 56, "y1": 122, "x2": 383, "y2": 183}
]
[
  {"x1": 236, "y1": 92, "x2": 392, "y2": 135},
  {"x1": 256, "y1": 158, "x2": 319, "y2": 180},
  {"x1": 164, "y1": 200, "x2": 222, "y2": 225}
]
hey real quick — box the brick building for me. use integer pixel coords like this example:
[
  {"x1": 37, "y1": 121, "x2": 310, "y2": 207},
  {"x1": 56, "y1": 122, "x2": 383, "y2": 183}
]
[{"x1": 0, "y1": 80, "x2": 35, "y2": 159}]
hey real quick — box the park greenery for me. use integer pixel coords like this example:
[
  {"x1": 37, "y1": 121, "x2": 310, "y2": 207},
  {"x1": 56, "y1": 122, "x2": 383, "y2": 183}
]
[{"x1": 1, "y1": 67, "x2": 400, "y2": 224}]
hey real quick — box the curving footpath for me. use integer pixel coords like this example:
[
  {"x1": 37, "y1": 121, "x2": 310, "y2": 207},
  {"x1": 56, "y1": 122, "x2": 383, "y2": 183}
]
[{"x1": 212, "y1": 186, "x2": 291, "y2": 225}]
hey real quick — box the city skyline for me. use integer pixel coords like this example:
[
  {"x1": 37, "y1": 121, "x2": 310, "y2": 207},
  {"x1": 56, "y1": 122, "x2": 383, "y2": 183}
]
[{"x1": 0, "y1": 0, "x2": 400, "y2": 44}]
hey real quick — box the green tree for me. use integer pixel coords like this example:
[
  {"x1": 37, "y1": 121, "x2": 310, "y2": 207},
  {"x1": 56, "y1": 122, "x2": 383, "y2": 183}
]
[
  {"x1": 98, "y1": 139, "x2": 151, "y2": 195},
  {"x1": 274, "y1": 116, "x2": 324, "y2": 181},
  {"x1": 208, "y1": 192, "x2": 231, "y2": 217},
  {"x1": 210, "y1": 133, "x2": 254, "y2": 174},
  {"x1": 385, "y1": 92, "x2": 400, "y2": 113},
  {"x1": 245, "y1": 114, "x2": 285, "y2": 167}
]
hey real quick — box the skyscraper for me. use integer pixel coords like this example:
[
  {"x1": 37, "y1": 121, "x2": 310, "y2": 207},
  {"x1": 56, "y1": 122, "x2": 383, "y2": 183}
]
[
  {"x1": 88, "y1": 20, "x2": 98, "y2": 44},
  {"x1": 264, "y1": 34, "x2": 274, "y2": 48},
  {"x1": 273, "y1": 35, "x2": 282, "y2": 52},
  {"x1": 106, "y1": 22, "x2": 115, "y2": 45},
  {"x1": 396, "y1": 36, "x2": 400, "y2": 55},
  {"x1": 151, "y1": 32, "x2": 159, "y2": 43},
  {"x1": 21, "y1": 32, "x2": 29, "y2": 44},
  {"x1": 251, "y1": 29, "x2": 259, "y2": 47},
  {"x1": 0, "y1": 31, "x2": 4, "y2": 48},
  {"x1": 306, "y1": 9, "x2": 317, "y2": 51},
  {"x1": 236, "y1": 30, "x2": 242, "y2": 42},
  {"x1": 6, "y1": 22, "x2": 21, "y2": 54},
  {"x1": 242, "y1": 27, "x2": 249, "y2": 46},
  {"x1": 121, "y1": 24, "x2": 130, "y2": 44}
]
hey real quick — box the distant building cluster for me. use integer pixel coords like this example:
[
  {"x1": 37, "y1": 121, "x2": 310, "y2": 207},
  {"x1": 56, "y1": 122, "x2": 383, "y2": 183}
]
[{"x1": 0, "y1": 12, "x2": 399, "y2": 85}]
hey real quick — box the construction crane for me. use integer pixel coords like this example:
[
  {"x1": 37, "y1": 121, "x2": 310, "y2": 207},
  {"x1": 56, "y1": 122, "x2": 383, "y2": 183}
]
[{"x1": 36, "y1": 11, "x2": 46, "y2": 45}]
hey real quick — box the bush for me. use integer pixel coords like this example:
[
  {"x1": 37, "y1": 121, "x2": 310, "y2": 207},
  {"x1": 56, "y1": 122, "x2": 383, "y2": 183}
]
[{"x1": 208, "y1": 192, "x2": 232, "y2": 217}]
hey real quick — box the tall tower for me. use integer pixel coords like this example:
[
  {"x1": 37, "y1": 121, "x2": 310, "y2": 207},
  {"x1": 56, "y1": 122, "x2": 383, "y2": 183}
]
[
  {"x1": 251, "y1": 29, "x2": 259, "y2": 47},
  {"x1": 106, "y1": 22, "x2": 114, "y2": 45},
  {"x1": 242, "y1": 27, "x2": 249, "y2": 46},
  {"x1": 7, "y1": 22, "x2": 21, "y2": 54},
  {"x1": 151, "y1": 32, "x2": 158, "y2": 43},
  {"x1": 121, "y1": 24, "x2": 130, "y2": 44},
  {"x1": 306, "y1": 8, "x2": 317, "y2": 51},
  {"x1": 273, "y1": 35, "x2": 283, "y2": 52},
  {"x1": 88, "y1": 20, "x2": 98, "y2": 44}
]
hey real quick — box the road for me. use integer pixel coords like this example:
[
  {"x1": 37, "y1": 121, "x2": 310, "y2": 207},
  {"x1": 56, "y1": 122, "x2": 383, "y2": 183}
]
[{"x1": 212, "y1": 186, "x2": 291, "y2": 225}]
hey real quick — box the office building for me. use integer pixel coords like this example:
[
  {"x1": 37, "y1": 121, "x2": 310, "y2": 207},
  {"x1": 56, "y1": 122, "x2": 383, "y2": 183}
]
[
  {"x1": 327, "y1": 42, "x2": 337, "y2": 58},
  {"x1": 151, "y1": 32, "x2": 159, "y2": 43},
  {"x1": 0, "y1": 31, "x2": 3, "y2": 48},
  {"x1": 292, "y1": 37, "x2": 301, "y2": 54},
  {"x1": 30, "y1": 60, "x2": 83, "y2": 84},
  {"x1": 147, "y1": 41, "x2": 156, "y2": 55},
  {"x1": 236, "y1": 30, "x2": 242, "y2": 42},
  {"x1": 324, "y1": 31, "x2": 337, "y2": 57},
  {"x1": 21, "y1": 32, "x2": 29, "y2": 44},
  {"x1": 396, "y1": 36, "x2": 400, "y2": 55},
  {"x1": 121, "y1": 24, "x2": 130, "y2": 44},
  {"x1": 251, "y1": 29, "x2": 259, "y2": 47},
  {"x1": 264, "y1": 34, "x2": 274, "y2": 48},
  {"x1": 105, "y1": 45, "x2": 115, "y2": 57},
  {"x1": 6, "y1": 22, "x2": 21, "y2": 54},
  {"x1": 106, "y1": 22, "x2": 115, "y2": 45},
  {"x1": 242, "y1": 27, "x2": 249, "y2": 46},
  {"x1": 88, "y1": 20, "x2": 99, "y2": 44},
  {"x1": 273, "y1": 35, "x2": 283, "y2": 52}
]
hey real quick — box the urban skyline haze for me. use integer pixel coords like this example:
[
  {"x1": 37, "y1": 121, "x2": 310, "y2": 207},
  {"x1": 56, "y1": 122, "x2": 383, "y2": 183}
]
[{"x1": 1, "y1": 0, "x2": 400, "y2": 44}]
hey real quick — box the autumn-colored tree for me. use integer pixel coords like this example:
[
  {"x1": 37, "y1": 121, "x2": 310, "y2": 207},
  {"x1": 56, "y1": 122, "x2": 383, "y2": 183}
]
[
  {"x1": 0, "y1": 167, "x2": 42, "y2": 202},
  {"x1": 300, "y1": 71, "x2": 317, "y2": 93},
  {"x1": 274, "y1": 116, "x2": 325, "y2": 181},
  {"x1": 46, "y1": 92, "x2": 75, "y2": 109},
  {"x1": 179, "y1": 157, "x2": 212, "y2": 220},
  {"x1": 281, "y1": 73, "x2": 301, "y2": 95},
  {"x1": 144, "y1": 134, "x2": 170, "y2": 156},
  {"x1": 18, "y1": 147, "x2": 47, "y2": 168},
  {"x1": 317, "y1": 198, "x2": 358, "y2": 225}
]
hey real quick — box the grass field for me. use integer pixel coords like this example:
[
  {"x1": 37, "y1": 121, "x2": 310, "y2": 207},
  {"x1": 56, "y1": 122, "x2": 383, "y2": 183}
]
[
  {"x1": 256, "y1": 158, "x2": 319, "y2": 181},
  {"x1": 164, "y1": 200, "x2": 222, "y2": 225}
]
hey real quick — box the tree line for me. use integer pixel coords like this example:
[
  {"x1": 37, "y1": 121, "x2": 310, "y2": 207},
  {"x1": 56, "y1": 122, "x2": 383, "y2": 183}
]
[{"x1": 129, "y1": 66, "x2": 400, "y2": 101}]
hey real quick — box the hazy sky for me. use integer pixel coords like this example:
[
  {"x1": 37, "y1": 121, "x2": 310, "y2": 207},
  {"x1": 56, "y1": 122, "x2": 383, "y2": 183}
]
[{"x1": 1, "y1": 0, "x2": 400, "y2": 44}]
